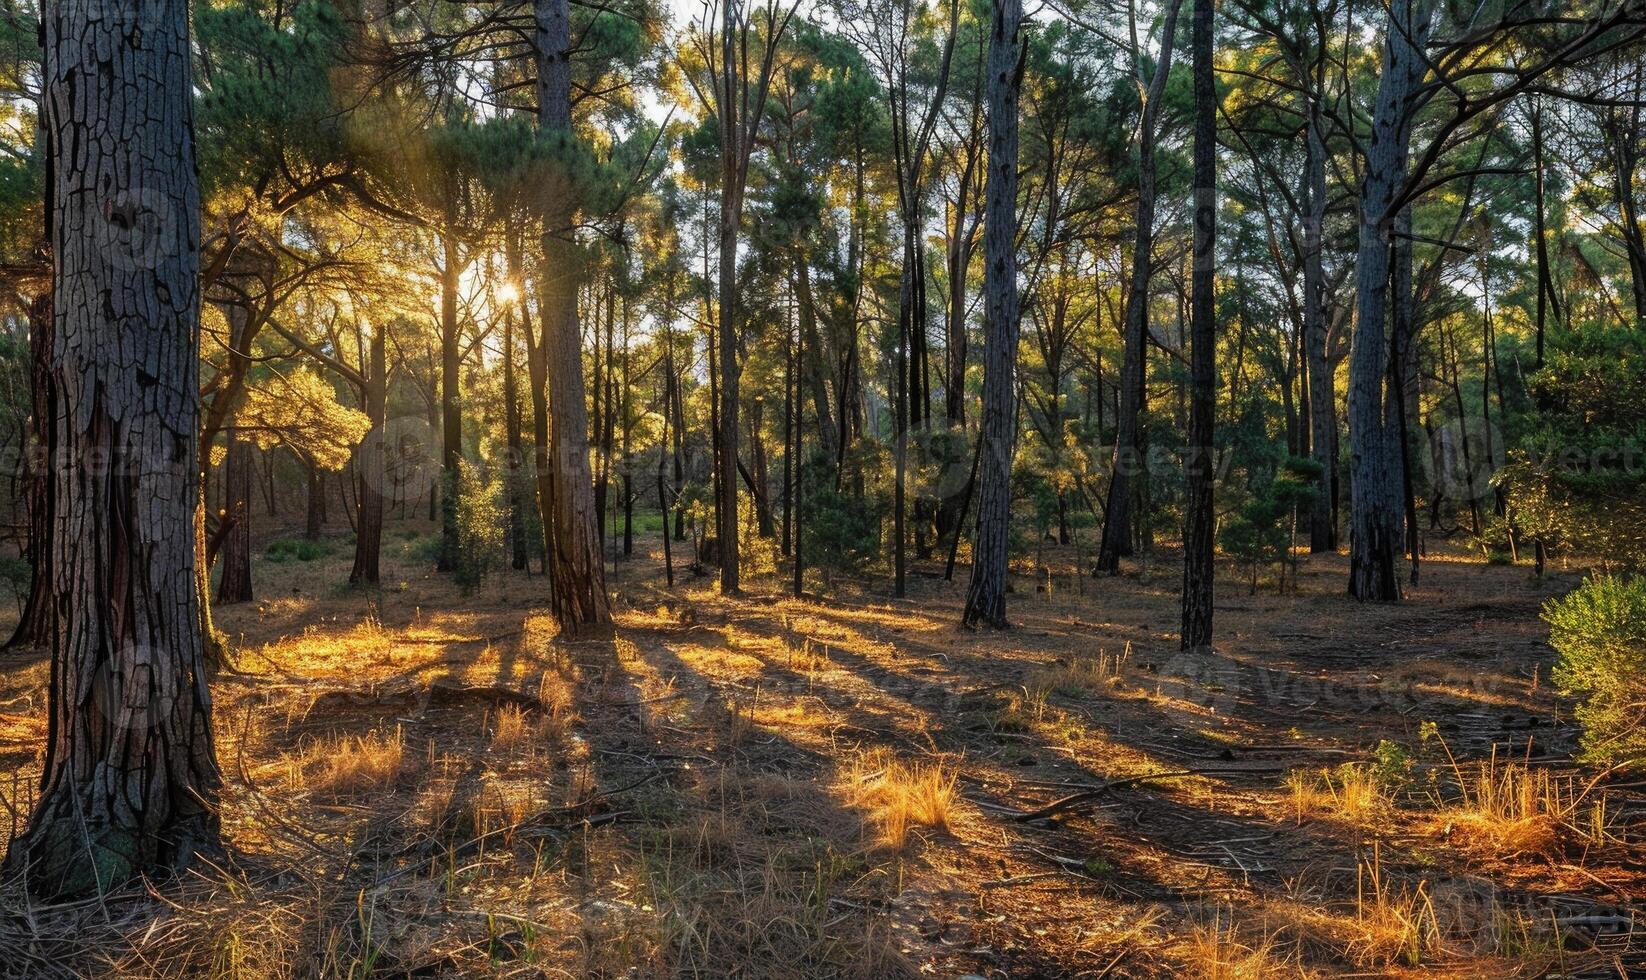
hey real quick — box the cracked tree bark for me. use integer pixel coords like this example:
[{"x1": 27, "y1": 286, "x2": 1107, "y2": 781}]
[{"x1": 4, "y1": 0, "x2": 221, "y2": 896}]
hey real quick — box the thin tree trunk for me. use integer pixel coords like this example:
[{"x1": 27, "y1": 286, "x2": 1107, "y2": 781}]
[
  {"x1": 962, "y1": 0, "x2": 1023, "y2": 629},
  {"x1": 438, "y1": 210, "x2": 463, "y2": 572},
  {"x1": 504, "y1": 299, "x2": 529, "y2": 570},
  {"x1": 351, "y1": 327, "x2": 387, "y2": 585},
  {"x1": 216, "y1": 436, "x2": 253, "y2": 605},
  {"x1": 1180, "y1": 0, "x2": 1215, "y2": 651},
  {"x1": 1304, "y1": 90, "x2": 1335, "y2": 552},
  {"x1": 5, "y1": 0, "x2": 221, "y2": 893},
  {"x1": 1096, "y1": 0, "x2": 1183, "y2": 575}
]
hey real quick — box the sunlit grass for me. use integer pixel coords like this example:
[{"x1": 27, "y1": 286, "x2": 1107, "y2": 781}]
[{"x1": 845, "y1": 749, "x2": 958, "y2": 850}]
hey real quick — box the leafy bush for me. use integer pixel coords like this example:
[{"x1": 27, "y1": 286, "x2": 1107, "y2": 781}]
[
  {"x1": 453, "y1": 460, "x2": 505, "y2": 592},
  {"x1": 800, "y1": 450, "x2": 882, "y2": 585},
  {"x1": 1219, "y1": 456, "x2": 1320, "y2": 593},
  {"x1": 264, "y1": 538, "x2": 332, "y2": 562},
  {"x1": 1544, "y1": 575, "x2": 1646, "y2": 768},
  {"x1": 1505, "y1": 324, "x2": 1646, "y2": 570}
]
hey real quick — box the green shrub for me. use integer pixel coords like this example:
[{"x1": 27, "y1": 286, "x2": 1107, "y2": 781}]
[
  {"x1": 1544, "y1": 575, "x2": 1646, "y2": 768},
  {"x1": 1219, "y1": 456, "x2": 1320, "y2": 593},
  {"x1": 453, "y1": 460, "x2": 504, "y2": 592},
  {"x1": 800, "y1": 450, "x2": 881, "y2": 584},
  {"x1": 264, "y1": 538, "x2": 331, "y2": 562}
]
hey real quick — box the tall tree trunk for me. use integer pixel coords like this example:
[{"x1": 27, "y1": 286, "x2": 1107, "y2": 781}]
[
  {"x1": 304, "y1": 464, "x2": 325, "y2": 540},
  {"x1": 536, "y1": 0, "x2": 609, "y2": 629},
  {"x1": 8, "y1": 285, "x2": 54, "y2": 650},
  {"x1": 351, "y1": 327, "x2": 387, "y2": 585},
  {"x1": 1180, "y1": 0, "x2": 1216, "y2": 651},
  {"x1": 961, "y1": 0, "x2": 1023, "y2": 629},
  {"x1": 1096, "y1": 0, "x2": 1182, "y2": 575},
  {"x1": 216, "y1": 437, "x2": 253, "y2": 605},
  {"x1": 438, "y1": 211, "x2": 463, "y2": 572},
  {"x1": 504, "y1": 300, "x2": 529, "y2": 570},
  {"x1": 1347, "y1": 0, "x2": 1432, "y2": 601},
  {"x1": 5, "y1": 0, "x2": 221, "y2": 894},
  {"x1": 791, "y1": 260, "x2": 839, "y2": 465},
  {"x1": 1304, "y1": 91, "x2": 1336, "y2": 553}
]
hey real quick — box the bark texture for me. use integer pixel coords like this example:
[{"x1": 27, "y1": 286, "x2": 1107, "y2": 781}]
[
  {"x1": 8, "y1": 285, "x2": 55, "y2": 650},
  {"x1": 962, "y1": 0, "x2": 1023, "y2": 630},
  {"x1": 5, "y1": 0, "x2": 221, "y2": 895},
  {"x1": 1347, "y1": 0, "x2": 1432, "y2": 600},
  {"x1": 1180, "y1": 0, "x2": 1216, "y2": 651},
  {"x1": 350, "y1": 327, "x2": 387, "y2": 585},
  {"x1": 536, "y1": 0, "x2": 610, "y2": 629}
]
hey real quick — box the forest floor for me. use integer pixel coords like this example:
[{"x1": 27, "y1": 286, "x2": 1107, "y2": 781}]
[{"x1": 0, "y1": 524, "x2": 1642, "y2": 978}]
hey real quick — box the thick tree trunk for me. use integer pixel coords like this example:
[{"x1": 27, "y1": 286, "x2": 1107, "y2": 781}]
[
  {"x1": 5, "y1": 0, "x2": 221, "y2": 894},
  {"x1": 1180, "y1": 0, "x2": 1216, "y2": 652},
  {"x1": 962, "y1": 0, "x2": 1023, "y2": 629},
  {"x1": 536, "y1": 0, "x2": 609, "y2": 629},
  {"x1": 1347, "y1": 0, "x2": 1432, "y2": 601},
  {"x1": 1096, "y1": 0, "x2": 1181, "y2": 575},
  {"x1": 351, "y1": 328, "x2": 387, "y2": 585},
  {"x1": 216, "y1": 437, "x2": 253, "y2": 605}
]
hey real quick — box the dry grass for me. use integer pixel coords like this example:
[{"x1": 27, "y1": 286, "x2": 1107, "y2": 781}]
[
  {"x1": 1349, "y1": 845, "x2": 1442, "y2": 969},
  {"x1": 488, "y1": 702, "x2": 539, "y2": 752},
  {"x1": 1025, "y1": 643, "x2": 1131, "y2": 698},
  {"x1": 299, "y1": 726, "x2": 405, "y2": 796},
  {"x1": 1185, "y1": 910, "x2": 1309, "y2": 979},
  {"x1": 0, "y1": 532, "x2": 1632, "y2": 979},
  {"x1": 1286, "y1": 763, "x2": 1390, "y2": 825},
  {"x1": 844, "y1": 750, "x2": 958, "y2": 850},
  {"x1": 1439, "y1": 754, "x2": 1615, "y2": 859}
]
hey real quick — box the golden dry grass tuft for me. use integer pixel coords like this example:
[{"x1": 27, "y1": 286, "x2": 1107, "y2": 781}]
[
  {"x1": 845, "y1": 750, "x2": 958, "y2": 850},
  {"x1": 1185, "y1": 911, "x2": 1309, "y2": 979},
  {"x1": 1349, "y1": 846, "x2": 1442, "y2": 969},
  {"x1": 1286, "y1": 763, "x2": 1389, "y2": 825},
  {"x1": 1439, "y1": 755, "x2": 1614, "y2": 859},
  {"x1": 1025, "y1": 644, "x2": 1130, "y2": 697},
  {"x1": 300, "y1": 727, "x2": 405, "y2": 796}
]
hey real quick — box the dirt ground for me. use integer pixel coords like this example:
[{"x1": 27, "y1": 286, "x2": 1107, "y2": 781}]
[{"x1": 0, "y1": 525, "x2": 1641, "y2": 978}]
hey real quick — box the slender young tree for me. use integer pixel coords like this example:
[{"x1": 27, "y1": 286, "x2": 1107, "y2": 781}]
[
  {"x1": 1095, "y1": 0, "x2": 1183, "y2": 575},
  {"x1": 5, "y1": 0, "x2": 221, "y2": 895},
  {"x1": 694, "y1": 0, "x2": 798, "y2": 594},
  {"x1": 216, "y1": 435, "x2": 254, "y2": 604},
  {"x1": 962, "y1": 0, "x2": 1024, "y2": 629},
  {"x1": 1180, "y1": 0, "x2": 1216, "y2": 650}
]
